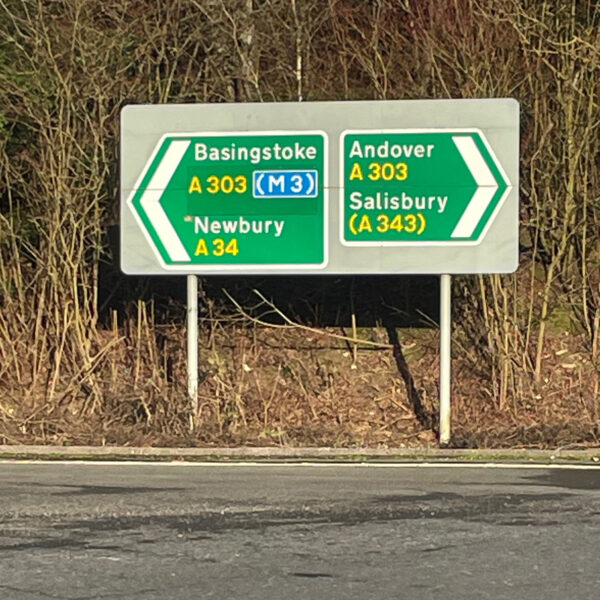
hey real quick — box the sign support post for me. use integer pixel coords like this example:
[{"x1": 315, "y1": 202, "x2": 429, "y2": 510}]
[
  {"x1": 121, "y1": 99, "x2": 518, "y2": 446},
  {"x1": 439, "y1": 273, "x2": 452, "y2": 445},
  {"x1": 187, "y1": 274, "x2": 199, "y2": 423}
]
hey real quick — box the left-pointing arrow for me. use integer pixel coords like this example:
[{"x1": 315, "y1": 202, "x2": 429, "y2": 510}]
[{"x1": 139, "y1": 140, "x2": 191, "y2": 262}]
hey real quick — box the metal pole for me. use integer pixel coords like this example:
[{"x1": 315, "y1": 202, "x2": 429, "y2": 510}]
[
  {"x1": 439, "y1": 274, "x2": 452, "y2": 446},
  {"x1": 187, "y1": 275, "x2": 199, "y2": 416}
]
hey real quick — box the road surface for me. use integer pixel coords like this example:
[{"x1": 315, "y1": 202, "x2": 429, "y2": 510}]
[{"x1": 1, "y1": 460, "x2": 600, "y2": 599}]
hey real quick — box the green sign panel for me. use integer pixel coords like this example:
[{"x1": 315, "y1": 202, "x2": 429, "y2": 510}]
[
  {"x1": 341, "y1": 129, "x2": 510, "y2": 245},
  {"x1": 128, "y1": 131, "x2": 327, "y2": 268}
]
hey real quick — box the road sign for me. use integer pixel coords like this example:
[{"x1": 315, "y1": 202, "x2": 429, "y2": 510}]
[
  {"x1": 253, "y1": 170, "x2": 318, "y2": 198},
  {"x1": 121, "y1": 99, "x2": 518, "y2": 274},
  {"x1": 126, "y1": 131, "x2": 327, "y2": 270},
  {"x1": 121, "y1": 100, "x2": 519, "y2": 446},
  {"x1": 341, "y1": 129, "x2": 510, "y2": 246}
]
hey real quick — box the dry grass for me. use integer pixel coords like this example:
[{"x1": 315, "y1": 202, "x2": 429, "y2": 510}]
[{"x1": 0, "y1": 0, "x2": 599, "y2": 448}]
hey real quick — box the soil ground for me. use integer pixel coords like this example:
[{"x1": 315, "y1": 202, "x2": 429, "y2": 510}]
[{"x1": 1, "y1": 275, "x2": 599, "y2": 450}]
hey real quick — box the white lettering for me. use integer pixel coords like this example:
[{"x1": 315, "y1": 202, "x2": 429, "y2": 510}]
[
  {"x1": 349, "y1": 140, "x2": 364, "y2": 158},
  {"x1": 346, "y1": 140, "x2": 435, "y2": 159},
  {"x1": 350, "y1": 191, "x2": 363, "y2": 209},
  {"x1": 269, "y1": 175, "x2": 286, "y2": 194},
  {"x1": 239, "y1": 217, "x2": 250, "y2": 234},
  {"x1": 194, "y1": 141, "x2": 320, "y2": 164},
  {"x1": 194, "y1": 216, "x2": 208, "y2": 234},
  {"x1": 194, "y1": 216, "x2": 285, "y2": 237},
  {"x1": 194, "y1": 143, "x2": 207, "y2": 161}
]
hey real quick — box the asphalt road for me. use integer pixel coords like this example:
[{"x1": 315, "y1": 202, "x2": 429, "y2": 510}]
[{"x1": 1, "y1": 460, "x2": 600, "y2": 600}]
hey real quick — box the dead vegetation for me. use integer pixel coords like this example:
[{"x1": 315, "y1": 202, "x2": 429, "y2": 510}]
[{"x1": 0, "y1": 0, "x2": 599, "y2": 448}]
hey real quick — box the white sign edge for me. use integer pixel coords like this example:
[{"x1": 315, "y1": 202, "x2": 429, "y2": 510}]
[
  {"x1": 124, "y1": 130, "x2": 330, "y2": 272},
  {"x1": 337, "y1": 127, "x2": 512, "y2": 248}
]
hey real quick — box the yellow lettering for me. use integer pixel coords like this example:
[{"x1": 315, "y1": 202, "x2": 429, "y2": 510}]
[
  {"x1": 234, "y1": 175, "x2": 247, "y2": 193},
  {"x1": 213, "y1": 238, "x2": 225, "y2": 256},
  {"x1": 225, "y1": 238, "x2": 239, "y2": 256},
  {"x1": 188, "y1": 176, "x2": 203, "y2": 194},
  {"x1": 204, "y1": 174, "x2": 248, "y2": 194},
  {"x1": 390, "y1": 214, "x2": 403, "y2": 232},
  {"x1": 404, "y1": 214, "x2": 417, "y2": 233},
  {"x1": 194, "y1": 239, "x2": 209, "y2": 256},
  {"x1": 368, "y1": 162, "x2": 380, "y2": 181},
  {"x1": 207, "y1": 175, "x2": 219, "y2": 194},
  {"x1": 221, "y1": 175, "x2": 234, "y2": 194},
  {"x1": 349, "y1": 163, "x2": 364, "y2": 181},
  {"x1": 395, "y1": 162, "x2": 408, "y2": 181},
  {"x1": 376, "y1": 214, "x2": 389, "y2": 233},
  {"x1": 381, "y1": 163, "x2": 394, "y2": 181},
  {"x1": 366, "y1": 161, "x2": 409, "y2": 181},
  {"x1": 358, "y1": 215, "x2": 373, "y2": 233}
]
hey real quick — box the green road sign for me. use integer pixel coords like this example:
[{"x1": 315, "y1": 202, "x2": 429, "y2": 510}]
[
  {"x1": 127, "y1": 131, "x2": 327, "y2": 269},
  {"x1": 340, "y1": 129, "x2": 510, "y2": 245},
  {"x1": 122, "y1": 100, "x2": 518, "y2": 274}
]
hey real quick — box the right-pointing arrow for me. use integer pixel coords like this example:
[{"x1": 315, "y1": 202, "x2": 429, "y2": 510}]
[
  {"x1": 139, "y1": 139, "x2": 191, "y2": 262},
  {"x1": 451, "y1": 135, "x2": 498, "y2": 239}
]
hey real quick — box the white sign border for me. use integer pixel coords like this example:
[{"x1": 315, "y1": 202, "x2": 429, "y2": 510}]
[
  {"x1": 125, "y1": 130, "x2": 330, "y2": 272},
  {"x1": 338, "y1": 128, "x2": 512, "y2": 248}
]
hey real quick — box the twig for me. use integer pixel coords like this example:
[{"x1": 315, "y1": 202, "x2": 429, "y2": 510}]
[{"x1": 223, "y1": 288, "x2": 393, "y2": 350}]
